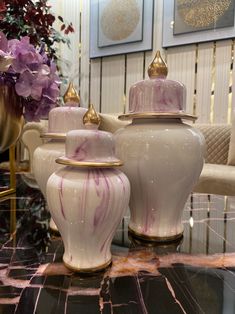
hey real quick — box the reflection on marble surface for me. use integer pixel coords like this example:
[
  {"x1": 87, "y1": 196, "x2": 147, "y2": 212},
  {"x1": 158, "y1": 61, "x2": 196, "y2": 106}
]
[{"x1": 0, "y1": 171, "x2": 235, "y2": 313}]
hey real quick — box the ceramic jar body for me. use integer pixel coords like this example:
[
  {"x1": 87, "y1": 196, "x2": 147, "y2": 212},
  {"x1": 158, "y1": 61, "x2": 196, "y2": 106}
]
[
  {"x1": 115, "y1": 118, "x2": 205, "y2": 240},
  {"x1": 33, "y1": 139, "x2": 65, "y2": 230},
  {"x1": 47, "y1": 167, "x2": 130, "y2": 271}
]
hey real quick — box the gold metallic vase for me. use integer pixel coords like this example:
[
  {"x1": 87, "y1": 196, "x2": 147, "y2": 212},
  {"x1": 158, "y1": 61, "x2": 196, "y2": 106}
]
[{"x1": 0, "y1": 85, "x2": 24, "y2": 153}]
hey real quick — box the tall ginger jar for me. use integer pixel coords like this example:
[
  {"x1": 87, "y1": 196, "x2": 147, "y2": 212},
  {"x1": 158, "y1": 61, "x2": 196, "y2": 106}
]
[
  {"x1": 115, "y1": 51, "x2": 206, "y2": 241},
  {"x1": 33, "y1": 83, "x2": 86, "y2": 231},
  {"x1": 46, "y1": 105, "x2": 130, "y2": 272}
]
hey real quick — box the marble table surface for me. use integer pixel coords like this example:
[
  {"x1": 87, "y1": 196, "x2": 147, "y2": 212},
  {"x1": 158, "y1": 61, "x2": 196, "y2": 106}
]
[{"x1": 0, "y1": 172, "x2": 235, "y2": 314}]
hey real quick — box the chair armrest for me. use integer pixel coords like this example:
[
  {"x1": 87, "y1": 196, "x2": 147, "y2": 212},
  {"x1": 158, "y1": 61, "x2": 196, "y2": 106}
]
[{"x1": 20, "y1": 121, "x2": 48, "y2": 173}]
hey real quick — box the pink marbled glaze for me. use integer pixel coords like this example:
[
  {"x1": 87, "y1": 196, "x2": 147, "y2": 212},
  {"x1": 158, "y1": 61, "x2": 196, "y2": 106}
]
[
  {"x1": 129, "y1": 78, "x2": 186, "y2": 113},
  {"x1": 47, "y1": 167, "x2": 130, "y2": 270},
  {"x1": 65, "y1": 129, "x2": 120, "y2": 163},
  {"x1": 48, "y1": 107, "x2": 87, "y2": 133}
]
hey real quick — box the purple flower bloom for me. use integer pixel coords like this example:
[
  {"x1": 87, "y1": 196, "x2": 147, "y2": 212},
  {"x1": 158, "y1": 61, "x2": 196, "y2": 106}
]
[
  {"x1": 0, "y1": 32, "x2": 60, "y2": 121},
  {"x1": 0, "y1": 31, "x2": 8, "y2": 53}
]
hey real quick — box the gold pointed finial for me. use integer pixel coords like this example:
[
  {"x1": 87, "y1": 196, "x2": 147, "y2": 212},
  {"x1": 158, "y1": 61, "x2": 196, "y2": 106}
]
[
  {"x1": 148, "y1": 51, "x2": 168, "y2": 79},
  {"x1": 83, "y1": 104, "x2": 101, "y2": 127},
  {"x1": 63, "y1": 82, "x2": 80, "y2": 105}
]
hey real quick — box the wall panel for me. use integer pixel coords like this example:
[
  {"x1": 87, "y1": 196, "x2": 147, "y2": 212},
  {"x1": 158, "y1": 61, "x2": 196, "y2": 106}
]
[
  {"x1": 126, "y1": 53, "x2": 144, "y2": 112},
  {"x1": 213, "y1": 40, "x2": 232, "y2": 124},
  {"x1": 231, "y1": 41, "x2": 235, "y2": 122},
  {"x1": 196, "y1": 43, "x2": 214, "y2": 123},
  {"x1": 90, "y1": 59, "x2": 101, "y2": 111},
  {"x1": 80, "y1": 0, "x2": 90, "y2": 108},
  {"x1": 167, "y1": 45, "x2": 196, "y2": 114},
  {"x1": 101, "y1": 56, "x2": 125, "y2": 113},
  {"x1": 53, "y1": 0, "x2": 81, "y2": 95}
]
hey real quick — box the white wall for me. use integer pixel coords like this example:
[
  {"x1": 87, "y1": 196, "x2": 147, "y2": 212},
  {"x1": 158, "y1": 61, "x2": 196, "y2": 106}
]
[{"x1": 56, "y1": 0, "x2": 234, "y2": 124}]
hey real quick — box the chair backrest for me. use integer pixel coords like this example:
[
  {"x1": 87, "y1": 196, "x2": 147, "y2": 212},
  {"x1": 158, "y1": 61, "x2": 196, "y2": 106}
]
[{"x1": 195, "y1": 124, "x2": 231, "y2": 165}]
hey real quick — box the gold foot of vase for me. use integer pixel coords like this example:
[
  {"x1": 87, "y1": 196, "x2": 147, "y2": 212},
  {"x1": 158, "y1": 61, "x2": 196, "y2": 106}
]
[
  {"x1": 128, "y1": 226, "x2": 184, "y2": 243},
  {"x1": 63, "y1": 259, "x2": 112, "y2": 274}
]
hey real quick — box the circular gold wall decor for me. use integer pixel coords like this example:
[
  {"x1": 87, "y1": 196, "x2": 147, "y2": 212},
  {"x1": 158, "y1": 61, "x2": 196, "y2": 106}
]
[
  {"x1": 176, "y1": 0, "x2": 232, "y2": 28},
  {"x1": 100, "y1": 0, "x2": 140, "y2": 41}
]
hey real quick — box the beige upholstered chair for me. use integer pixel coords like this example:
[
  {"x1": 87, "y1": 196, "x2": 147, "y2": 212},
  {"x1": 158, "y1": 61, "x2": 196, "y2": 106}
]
[
  {"x1": 21, "y1": 114, "x2": 235, "y2": 196},
  {"x1": 193, "y1": 124, "x2": 235, "y2": 196}
]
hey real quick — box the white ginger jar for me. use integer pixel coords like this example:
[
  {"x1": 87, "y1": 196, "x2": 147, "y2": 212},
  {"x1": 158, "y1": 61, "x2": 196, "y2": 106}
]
[
  {"x1": 46, "y1": 105, "x2": 130, "y2": 272},
  {"x1": 115, "y1": 51, "x2": 206, "y2": 242},
  {"x1": 33, "y1": 83, "x2": 86, "y2": 232}
]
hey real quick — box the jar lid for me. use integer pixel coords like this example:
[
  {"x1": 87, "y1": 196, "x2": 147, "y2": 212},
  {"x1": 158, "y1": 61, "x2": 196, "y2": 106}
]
[
  {"x1": 56, "y1": 104, "x2": 123, "y2": 168},
  {"x1": 41, "y1": 83, "x2": 87, "y2": 139},
  {"x1": 119, "y1": 51, "x2": 197, "y2": 121}
]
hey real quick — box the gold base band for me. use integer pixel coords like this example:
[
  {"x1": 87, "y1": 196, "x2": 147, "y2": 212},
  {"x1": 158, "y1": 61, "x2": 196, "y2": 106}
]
[
  {"x1": 128, "y1": 226, "x2": 184, "y2": 243},
  {"x1": 63, "y1": 258, "x2": 112, "y2": 273}
]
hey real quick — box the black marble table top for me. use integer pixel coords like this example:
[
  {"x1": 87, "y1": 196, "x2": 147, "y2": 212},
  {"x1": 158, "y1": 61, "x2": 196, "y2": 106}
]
[{"x1": 0, "y1": 172, "x2": 235, "y2": 314}]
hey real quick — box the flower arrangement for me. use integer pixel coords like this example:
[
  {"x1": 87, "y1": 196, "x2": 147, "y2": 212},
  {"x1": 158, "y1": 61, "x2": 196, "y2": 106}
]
[
  {"x1": 0, "y1": 31, "x2": 60, "y2": 121},
  {"x1": 0, "y1": 0, "x2": 74, "y2": 59}
]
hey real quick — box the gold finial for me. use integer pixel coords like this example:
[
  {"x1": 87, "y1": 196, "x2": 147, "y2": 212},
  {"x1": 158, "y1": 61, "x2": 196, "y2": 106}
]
[
  {"x1": 63, "y1": 82, "x2": 80, "y2": 105},
  {"x1": 83, "y1": 104, "x2": 101, "y2": 127},
  {"x1": 148, "y1": 50, "x2": 168, "y2": 79}
]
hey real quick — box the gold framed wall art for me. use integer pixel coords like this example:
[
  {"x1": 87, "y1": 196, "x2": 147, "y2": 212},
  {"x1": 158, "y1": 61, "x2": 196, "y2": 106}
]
[
  {"x1": 90, "y1": 0, "x2": 154, "y2": 58},
  {"x1": 162, "y1": 0, "x2": 235, "y2": 48}
]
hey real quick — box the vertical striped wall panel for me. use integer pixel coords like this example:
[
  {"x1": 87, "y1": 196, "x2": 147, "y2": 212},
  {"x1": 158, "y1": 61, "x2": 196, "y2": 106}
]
[
  {"x1": 80, "y1": 0, "x2": 90, "y2": 108},
  {"x1": 213, "y1": 40, "x2": 232, "y2": 124},
  {"x1": 231, "y1": 41, "x2": 235, "y2": 122},
  {"x1": 126, "y1": 53, "x2": 144, "y2": 112},
  {"x1": 101, "y1": 56, "x2": 125, "y2": 113},
  {"x1": 196, "y1": 43, "x2": 214, "y2": 123},
  {"x1": 60, "y1": 1, "x2": 81, "y2": 94},
  {"x1": 167, "y1": 45, "x2": 196, "y2": 114},
  {"x1": 90, "y1": 59, "x2": 102, "y2": 111}
]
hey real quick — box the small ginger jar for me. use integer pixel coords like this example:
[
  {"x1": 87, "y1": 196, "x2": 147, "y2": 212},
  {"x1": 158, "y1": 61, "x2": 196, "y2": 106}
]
[
  {"x1": 115, "y1": 51, "x2": 206, "y2": 241},
  {"x1": 46, "y1": 105, "x2": 130, "y2": 272},
  {"x1": 33, "y1": 83, "x2": 86, "y2": 231}
]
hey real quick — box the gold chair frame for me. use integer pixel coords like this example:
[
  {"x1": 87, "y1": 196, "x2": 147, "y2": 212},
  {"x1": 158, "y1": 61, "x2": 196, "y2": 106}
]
[{"x1": 0, "y1": 146, "x2": 16, "y2": 197}]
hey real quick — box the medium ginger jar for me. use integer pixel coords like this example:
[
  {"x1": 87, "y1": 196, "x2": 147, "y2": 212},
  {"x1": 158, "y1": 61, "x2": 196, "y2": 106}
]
[{"x1": 33, "y1": 83, "x2": 86, "y2": 231}]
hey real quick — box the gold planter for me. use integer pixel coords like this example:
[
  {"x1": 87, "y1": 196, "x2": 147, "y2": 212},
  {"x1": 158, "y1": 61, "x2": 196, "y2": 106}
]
[{"x1": 0, "y1": 85, "x2": 24, "y2": 153}]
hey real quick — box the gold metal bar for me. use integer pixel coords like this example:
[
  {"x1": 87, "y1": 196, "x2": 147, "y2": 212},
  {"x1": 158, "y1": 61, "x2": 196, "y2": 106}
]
[
  {"x1": 0, "y1": 145, "x2": 16, "y2": 197},
  {"x1": 10, "y1": 197, "x2": 16, "y2": 247},
  {"x1": 9, "y1": 145, "x2": 16, "y2": 190}
]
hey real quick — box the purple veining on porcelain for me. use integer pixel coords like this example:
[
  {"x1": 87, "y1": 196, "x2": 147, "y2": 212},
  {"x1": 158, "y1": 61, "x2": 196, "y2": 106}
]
[
  {"x1": 93, "y1": 169, "x2": 110, "y2": 228},
  {"x1": 100, "y1": 169, "x2": 128, "y2": 255},
  {"x1": 65, "y1": 129, "x2": 120, "y2": 164},
  {"x1": 58, "y1": 174, "x2": 66, "y2": 220},
  {"x1": 129, "y1": 79, "x2": 185, "y2": 113},
  {"x1": 72, "y1": 138, "x2": 89, "y2": 161}
]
